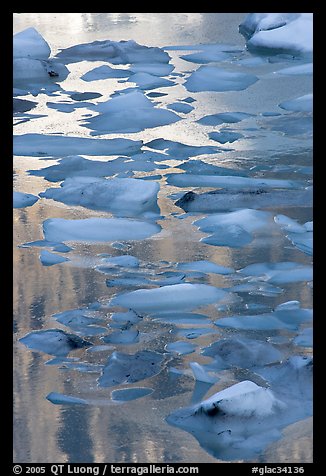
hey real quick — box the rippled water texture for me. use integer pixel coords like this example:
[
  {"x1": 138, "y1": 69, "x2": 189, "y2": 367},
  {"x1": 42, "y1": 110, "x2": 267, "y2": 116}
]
[{"x1": 13, "y1": 13, "x2": 312, "y2": 463}]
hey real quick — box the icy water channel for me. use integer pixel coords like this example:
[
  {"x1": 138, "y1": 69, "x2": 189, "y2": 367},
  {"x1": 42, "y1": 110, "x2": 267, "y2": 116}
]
[{"x1": 13, "y1": 13, "x2": 313, "y2": 463}]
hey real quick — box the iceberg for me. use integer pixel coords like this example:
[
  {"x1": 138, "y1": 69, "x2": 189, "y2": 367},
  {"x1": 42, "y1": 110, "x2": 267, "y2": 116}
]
[
  {"x1": 239, "y1": 13, "x2": 313, "y2": 56},
  {"x1": 274, "y1": 215, "x2": 313, "y2": 255},
  {"x1": 184, "y1": 65, "x2": 258, "y2": 92},
  {"x1": 165, "y1": 341, "x2": 196, "y2": 355},
  {"x1": 40, "y1": 177, "x2": 160, "y2": 217},
  {"x1": 146, "y1": 138, "x2": 221, "y2": 158},
  {"x1": 42, "y1": 217, "x2": 161, "y2": 243},
  {"x1": 111, "y1": 283, "x2": 228, "y2": 313},
  {"x1": 14, "y1": 27, "x2": 51, "y2": 60},
  {"x1": 46, "y1": 392, "x2": 89, "y2": 405},
  {"x1": 128, "y1": 72, "x2": 175, "y2": 90}
]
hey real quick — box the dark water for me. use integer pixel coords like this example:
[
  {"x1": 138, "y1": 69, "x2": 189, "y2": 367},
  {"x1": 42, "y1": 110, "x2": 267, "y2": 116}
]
[{"x1": 13, "y1": 13, "x2": 312, "y2": 463}]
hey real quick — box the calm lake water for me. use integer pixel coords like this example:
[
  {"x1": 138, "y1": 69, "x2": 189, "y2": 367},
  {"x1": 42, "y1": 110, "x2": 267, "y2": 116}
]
[{"x1": 13, "y1": 13, "x2": 312, "y2": 463}]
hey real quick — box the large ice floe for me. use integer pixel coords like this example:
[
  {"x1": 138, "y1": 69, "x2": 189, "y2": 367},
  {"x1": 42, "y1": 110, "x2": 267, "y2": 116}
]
[
  {"x1": 239, "y1": 13, "x2": 313, "y2": 56},
  {"x1": 40, "y1": 177, "x2": 160, "y2": 217},
  {"x1": 167, "y1": 355, "x2": 312, "y2": 460},
  {"x1": 175, "y1": 187, "x2": 312, "y2": 213},
  {"x1": 42, "y1": 217, "x2": 161, "y2": 243},
  {"x1": 14, "y1": 134, "x2": 142, "y2": 157},
  {"x1": 184, "y1": 66, "x2": 258, "y2": 93},
  {"x1": 81, "y1": 90, "x2": 180, "y2": 134},
  {"x1": 13, "y1": 27, "x2": 69, "y2": 92},
  {"x1": 111, "y1": 283, "x2": 228, "y2": 313}
]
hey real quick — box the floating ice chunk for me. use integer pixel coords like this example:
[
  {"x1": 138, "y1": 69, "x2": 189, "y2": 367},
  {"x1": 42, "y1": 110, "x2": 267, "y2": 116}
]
[
  {"x1": 146, "y1": 138, "x2": 221, "y2": 158},
  {"x1": 165, "y1": 341, "x2": 196, "y2": 355},
  {"x1": 167, "y1": 380, "x2": 286, "y2": 460},
  {"x1": 152, "y1": 312, "x2": 210, "y2": 325},
  {"x1": 14, "y1": 134, "x2": 142, "y2": 157},
  {"x1": 180, "y1": 49, "x2": 229, "y2": 64},
  {"x1": 52, "y1": 309, "x2": 107, "y2": 336},
  {"x1": 274, "y1": 214, "x2": 306, "y2": 233},
  {"x1": 279, "y1": 94, "x2": 313, "y2": 112},
  {"x1": 195, "y1": 209, "x2": 273, "y2": 248},
  {"x1": 19, "y1": 239, "x2": 72, "y2": 252},
  {"x1": 29, "y1": 156, "x2": 164, "y2": 182},
  {"x1": 179, "y1": 161, "x2": 246, "y2": 177},
  {"x1": 13, "y1": 57, "x2": 49, "y2": 83},
  {"x1": 39, "y1": 250, "x2": 70, "y2": 266},
  {"x1": 177, "y1": 260, "x2": 234, "y2": 275},
  {"x1": 209, "y1": 131, "x2": 243, "y2": 144},
  {"x1": 175, "y1": 328, "x2": 216, "y2": 339},
  {"x1": 166, "y1": 173, "x2": 299, "y2": 189},
  {"x1": 82, "y1": 90, "x2": 180, "y2": 134},
  {"x1": 103, "y1": 329, "x2": 139, "y2": 344},
  {"x1": 189, "y1": 362, "x2": 219, "y2": 384},
  {"x1": 46, "y1": 392, "x2": 89, "y2": 405},
  {"x1": 13, "y1": 191, "x2": 38, "y2": 208},
  {"x1": 111, "y1": 310, "x2": 141, "y2": 325},
  {"x1": 111, "y1": 387, "x2": 153, "y2": 401},
  {"x1": 239, "y1": 13, "x2": 313, "y2": 55},
  {"x1": 40, "y1": 177, "x2": 160, "y2": 216},
  {"x1": 197, "y1": 112, "x2": 254, "y2": 126},
  {"x1": 274, "y1": 215, "x2": 313, "y2": 255},
  {"x1": 293, "y1": 328, "x2": 313, "y2": 347},
  {"x1": 195, "y1": 209, "x2": 273, "y2": 234},
  {"x1": 274, "y1": 63, "x2": 312, "y2": 75},
  {"x1": 175, "y1": 188, "x2": 312, "y2": 213},
  {"x1": 111, "y1": 283, "x2": 228, "y2": 313},
  {"x1": 128, "y1": 72, "x2": 175, "y2": 90},
  {"x1": 19, "y1": 329, "x2": 91, "y2": 356},
  {"x1": 46, "y1": 101, "x2": 91, "y2": 113},
  {"x1": 81, "y1": 65, "x2": 130, "y2": 81},
  {"x1": 130, "y1": 63, "x2": 174, "y2": 76},
  {"x1": 57, "y1": 39, "x2": 170, "y2": 64},
  {"x1": 70, "y1": 92, "x2": 102, "y2": 101},
  {"x1": 167, "y1": 102, "x2": 194, "y2": 114},
  {"x1": 14, "y1": 27, "x2": 51, "y2": 59},
  {"x1": 238, "y1": 261, "x2": 313, "y2": 284},
  {"x1": 184, "y1": 66, "x2": 258, "y2": 92},
  {"x1": 202, "y1": 337, "x2": 282, "y2": 369},
  {"x1": 215, "y1": 303, "x2": 312, "y2": 331},
  {"x1": 13, "y1": 98, "x2": 37, "y2": 113},
  {"x1": 43, "y1": 217, "x2": 161, "y2": 243},
  {"x1": 100, "y1": 255, "x2": 140, "y2": 268},
  {"x1": 229, "y1": 282, "x2": 283, "y2": 297},
  {"x1": 98, "y1": 350, "x2": 164, "y2": 387}
]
